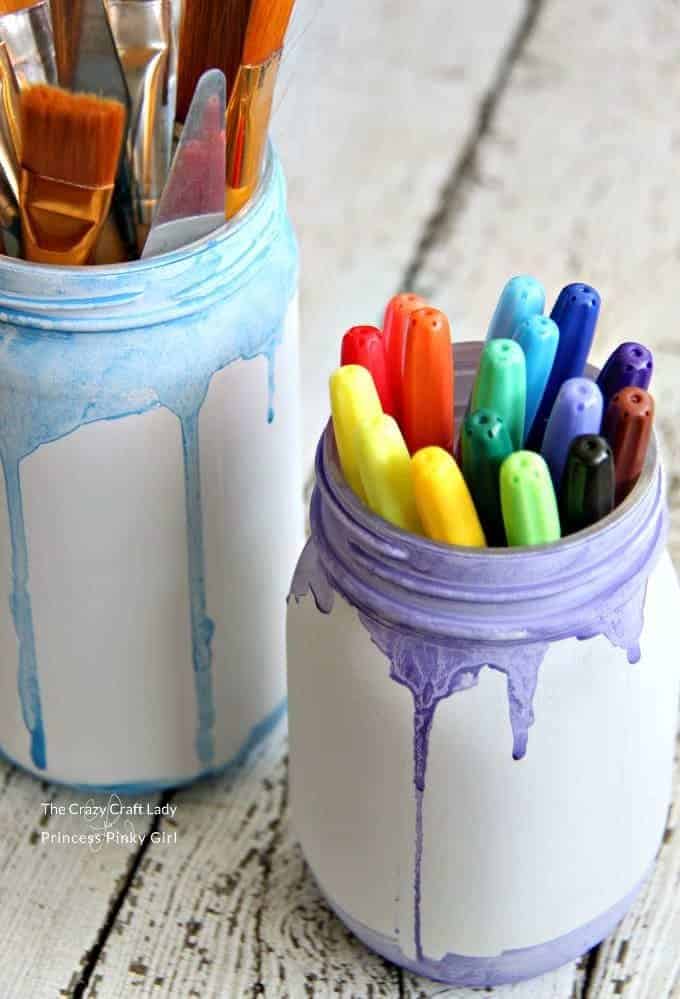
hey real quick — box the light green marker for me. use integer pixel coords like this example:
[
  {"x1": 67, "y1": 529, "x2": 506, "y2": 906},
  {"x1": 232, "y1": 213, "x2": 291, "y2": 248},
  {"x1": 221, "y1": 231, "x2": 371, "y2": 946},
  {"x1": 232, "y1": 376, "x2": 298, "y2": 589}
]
[
  {"x1": 471, "y1": 339, "x2": 526, "y2": 451},
  {"x1": 500, "y1": 451, "x2": 561, "y2": 547}
]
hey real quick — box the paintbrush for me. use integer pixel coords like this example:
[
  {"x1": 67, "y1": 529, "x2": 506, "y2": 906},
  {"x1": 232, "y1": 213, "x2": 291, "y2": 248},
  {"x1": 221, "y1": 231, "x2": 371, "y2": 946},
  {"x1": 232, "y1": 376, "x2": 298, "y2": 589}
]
[
  {"x1": 226, "y1": 0, "x2": 295, "y2": 217},
  {"x1": 0, "y1": 40, "x2": 21, "y2": 253},
  {"x1": 104, "y1": 0, "x2": 177, "y2": 253},
  {"x1": 59, "y1": 0, "x2": 134, "y2": 262},
  {"x1": 0, "y1": 0, "x2": 57, "y2": 87},
  {"x1": 49, "y1": 0, "x2": 82, "y2": 86},
  {"x1": 176, "y1": 0, "x2": 249, "y2": 125},
  {"x1": 19, "y1": 84, "x2": 125, "y2": 264}
]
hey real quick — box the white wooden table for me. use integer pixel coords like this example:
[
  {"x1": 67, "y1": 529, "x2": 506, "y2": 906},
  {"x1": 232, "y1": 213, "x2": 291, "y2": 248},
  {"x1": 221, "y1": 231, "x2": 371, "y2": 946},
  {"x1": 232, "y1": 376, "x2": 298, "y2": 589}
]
[{"x1": 3, "y1": 0, "x2": 680, "y2": 994}]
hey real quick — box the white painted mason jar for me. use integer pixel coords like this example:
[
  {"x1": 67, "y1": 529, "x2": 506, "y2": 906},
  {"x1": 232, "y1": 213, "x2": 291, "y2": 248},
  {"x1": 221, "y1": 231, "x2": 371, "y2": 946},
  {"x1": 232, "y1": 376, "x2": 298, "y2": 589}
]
[
  {"x1": 287, "y1": 342, "x2": 679, "y2": 987},
  {"x1": 0, "y1": 148, "x2": 303, "y2": 792}
]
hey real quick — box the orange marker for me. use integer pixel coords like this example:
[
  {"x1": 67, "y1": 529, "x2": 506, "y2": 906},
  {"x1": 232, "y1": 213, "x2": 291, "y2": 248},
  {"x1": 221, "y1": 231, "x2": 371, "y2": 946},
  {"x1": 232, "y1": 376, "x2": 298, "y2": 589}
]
[
  {"x1": 402, "y1": 308, "x2": 455, "y2": 454},
  {"x1": 383, "y1": 293, "x2": 427, "y2": 423}
]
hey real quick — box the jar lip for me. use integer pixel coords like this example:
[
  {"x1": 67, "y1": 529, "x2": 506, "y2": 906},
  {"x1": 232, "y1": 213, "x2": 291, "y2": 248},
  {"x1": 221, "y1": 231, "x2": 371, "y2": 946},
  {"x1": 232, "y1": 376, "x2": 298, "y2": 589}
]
[
  {"x1": 311, "y1": 341, "x2": 666, "y2": 639},
  {"x1": 320, "y1": 398, "x2": 658, "y2": 561},
  {"x1": 0, "y1": 143, "x2": 275, "y2": 278}
]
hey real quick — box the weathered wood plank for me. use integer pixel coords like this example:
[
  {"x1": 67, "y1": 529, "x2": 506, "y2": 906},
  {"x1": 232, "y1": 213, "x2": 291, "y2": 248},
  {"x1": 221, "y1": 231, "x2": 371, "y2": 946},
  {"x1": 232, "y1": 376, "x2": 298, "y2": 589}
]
[
  {"x1": 272, "y1": 0, "x2": 528, "y2": 471},
  {"x1": 410, "y1": 0, "x2": 680, "y2": 558},
  {"x1": 583, "y1": 732, "x2": 680, "y2": 998},
  {"x1": 0, "y1": 763, "x2": 158, "y2": 998}
]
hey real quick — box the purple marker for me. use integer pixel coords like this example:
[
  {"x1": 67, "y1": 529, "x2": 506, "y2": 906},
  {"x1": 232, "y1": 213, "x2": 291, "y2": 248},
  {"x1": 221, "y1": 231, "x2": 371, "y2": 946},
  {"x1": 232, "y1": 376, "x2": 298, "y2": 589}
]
[
  {"x1": 596, "y1": 342, "x2": 653, "y2": 409},
  {"x1": 541, "y1": 377, "x2": 604, "y2": 491}
]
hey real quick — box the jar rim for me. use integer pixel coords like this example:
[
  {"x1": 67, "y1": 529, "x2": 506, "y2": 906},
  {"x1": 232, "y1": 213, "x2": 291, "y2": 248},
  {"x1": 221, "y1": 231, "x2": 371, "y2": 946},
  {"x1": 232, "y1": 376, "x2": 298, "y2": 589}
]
[
  {"x1": 310, "y1": 342, "x2": 667, "y2": 641},
  {"x1": 0, "y1": 144, "x2": 274, "y2": 278}
]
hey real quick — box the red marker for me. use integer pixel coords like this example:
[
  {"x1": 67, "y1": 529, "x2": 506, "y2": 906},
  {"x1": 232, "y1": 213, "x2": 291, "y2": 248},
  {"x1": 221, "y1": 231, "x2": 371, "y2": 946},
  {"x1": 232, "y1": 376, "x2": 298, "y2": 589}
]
[
  {"x1": 602, "y1": 386, "x2": 655, "y2": 503},
  {"x1": 402, "y1": 308, "x2": 455, "y2": 454},
  {"x1": 341, "y1": 326, "x2": 394, "y2": 415},
  {"x1": 383, "y1": 293, "x2": 427, "y2": 422}
]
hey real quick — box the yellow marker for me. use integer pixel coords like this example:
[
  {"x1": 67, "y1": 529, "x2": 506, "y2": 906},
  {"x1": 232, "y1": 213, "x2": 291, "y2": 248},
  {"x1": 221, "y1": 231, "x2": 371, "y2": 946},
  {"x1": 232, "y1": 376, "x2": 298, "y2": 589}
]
[
  {"x1": 329, "y1": 365, "x2": 383, "y2": 500},
  {"x1": 355, "y1": 414, "x2": 422, "y2": 534},
  {"x1": 411, "y1": 447, "x2": 487, "y2": 547}
]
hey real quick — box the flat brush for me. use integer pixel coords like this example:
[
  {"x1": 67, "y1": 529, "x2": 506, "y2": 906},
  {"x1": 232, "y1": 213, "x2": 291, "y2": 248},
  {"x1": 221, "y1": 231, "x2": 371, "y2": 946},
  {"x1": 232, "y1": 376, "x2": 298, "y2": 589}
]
[
  {"x1": 226, "y1": 0, "x2": 295, "y2": 218},
  {"x1": 19, "y1": 84, "x2": 125, "y2": 264},
  {"x1": 176, "y1": 0, "x2": 249, "y2": 124}
]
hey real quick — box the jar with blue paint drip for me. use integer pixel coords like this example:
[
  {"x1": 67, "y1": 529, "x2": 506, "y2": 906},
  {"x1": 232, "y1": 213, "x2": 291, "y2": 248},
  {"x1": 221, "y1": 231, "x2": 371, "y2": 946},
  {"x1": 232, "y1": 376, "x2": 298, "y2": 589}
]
[
  {"x1": 286, "y1": 341, "x2": 680, "y2": 988},
  {"x1": 0, "y1": 148, "x2": 302, "y2": 791}
]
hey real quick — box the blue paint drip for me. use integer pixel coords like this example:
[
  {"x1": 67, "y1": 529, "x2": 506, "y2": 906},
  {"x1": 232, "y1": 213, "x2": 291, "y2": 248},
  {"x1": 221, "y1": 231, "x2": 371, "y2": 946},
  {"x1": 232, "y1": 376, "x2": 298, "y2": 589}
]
[
  {"x1": 179, "y1": 409, "x2": 216, "y2": 766},
  {"x1": 0, "y1": 163, "x2": 298, "y2": 772}
]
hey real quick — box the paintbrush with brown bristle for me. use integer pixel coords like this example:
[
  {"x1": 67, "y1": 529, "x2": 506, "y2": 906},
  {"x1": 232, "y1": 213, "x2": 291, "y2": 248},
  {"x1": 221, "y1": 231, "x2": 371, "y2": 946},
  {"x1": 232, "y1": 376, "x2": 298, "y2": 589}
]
[
  {"x1": 19, "y1": 84, "x2": 125, "y2": 264},
  {"x1": 176, "y1": 0, "x2": 250, "y2": 125},
  {"x1": 225, "y1": 0, "x2": 295, "y2": 218}
]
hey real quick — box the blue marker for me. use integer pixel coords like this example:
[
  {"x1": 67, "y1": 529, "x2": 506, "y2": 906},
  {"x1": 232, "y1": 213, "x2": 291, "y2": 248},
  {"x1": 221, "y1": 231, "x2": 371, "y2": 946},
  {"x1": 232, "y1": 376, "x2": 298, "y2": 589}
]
[
  {"x1": 485, "y1": 275, "x2": 545, "y2": 342},
  {"x1": 529, "y1": 283, "x2": 601, "y2": 448},
  {"x1": 541, "y1": 377, "x2": 603, "y2": 491},
  {"x1": 513, "y1": 314, "x2": 559, "y2": 443}
]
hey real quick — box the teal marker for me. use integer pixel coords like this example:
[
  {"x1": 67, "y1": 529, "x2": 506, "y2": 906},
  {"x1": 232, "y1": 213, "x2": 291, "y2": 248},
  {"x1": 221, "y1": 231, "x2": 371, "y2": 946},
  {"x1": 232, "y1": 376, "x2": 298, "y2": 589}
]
[
  {"x1": 485, "y1": 275, "x2": 545, "y2": 342},
  {"x1": 513, "y1": 314, "x2": 559, "y2": 443},
  {"x1": 461, "y1": 409, "x2": 514, "y2": 546},
  {"x1": 500, "y1": 451, "x2": 561, "y2": 547},
  {"x1": 471, "y1": 339, "x2": 526, "y2": 451}
]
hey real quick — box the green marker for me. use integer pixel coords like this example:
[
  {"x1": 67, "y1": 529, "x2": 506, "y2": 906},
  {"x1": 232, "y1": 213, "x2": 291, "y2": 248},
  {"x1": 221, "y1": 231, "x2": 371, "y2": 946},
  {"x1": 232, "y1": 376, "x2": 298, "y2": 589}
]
[
  {"x1": 500, "y1": 451, "x2": 561, "y2": 547},
  {"x1": 471, "y1": 339, "x2": 526, "y2": 451},
  {"x1": 461, "y1": 409, "x2": 513, "y2": 546}
]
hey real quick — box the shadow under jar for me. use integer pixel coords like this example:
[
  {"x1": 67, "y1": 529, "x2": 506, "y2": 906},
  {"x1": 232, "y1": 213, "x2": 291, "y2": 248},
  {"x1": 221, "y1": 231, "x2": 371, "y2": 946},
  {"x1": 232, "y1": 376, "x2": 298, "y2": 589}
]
[
  {"x1": 0, "y1": 147, "x2": 303, "y2": 791},
  {"x1": 287, "y1": 341, "x2": 679, "y2": 988}
]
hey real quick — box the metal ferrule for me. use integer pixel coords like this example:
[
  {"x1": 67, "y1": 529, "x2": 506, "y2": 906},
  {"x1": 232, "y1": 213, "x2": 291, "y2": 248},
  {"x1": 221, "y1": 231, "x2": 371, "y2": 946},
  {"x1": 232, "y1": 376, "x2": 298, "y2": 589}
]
[
  {"x1": 225, "y1": 50, "x2": 282, "y2": 219},
  {"x1": 104, "y1": 0, "x2": 177, "y2": 250},
  {"x1": 0, "y1": 0, "x2": 57, "y2": 89},
  {"x1": 19, "y1": 166, "x2": 114, "y2": 265}
]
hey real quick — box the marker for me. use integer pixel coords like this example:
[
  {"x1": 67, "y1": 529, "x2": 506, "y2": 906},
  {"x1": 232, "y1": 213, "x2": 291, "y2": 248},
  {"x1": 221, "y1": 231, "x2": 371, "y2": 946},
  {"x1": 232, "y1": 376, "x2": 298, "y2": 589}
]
[
  {"x1": 412, "y1": 447, "x2": 486, "y2": 547},
  {"x1": 382, "y1": 293, "x2": 428, "y2": 423},
  {"x1": 355, "y1": 414, "x2": 422, "y2": 534},
  {"x1": 500, "y1": 451, "x2": 561, "y2": 547},
  {"x1": 513, "y1": 314, "x2": 560, "y2": 442},
  {"x1": 461, "y1": 409, "x2": 513, "y2": 546},
  {"x1": 560, "y1": 434, "x2": 615, "y2": 535},
  {"x1": 529, "y1": 283, "x2": 601, "y2": 448},
  {"x1": 471, "y1": 338, "x2": 526, "y2": 450},
  {"x1": 329, "y1": 365, "x2": 383, "y2": 500},
  {"x1": 402, "y1": 308, "x2": 455, "y2": 454},
  {"x1": 602, "y1": 386, "x2": 655, "y2": 503},
  {"x1": 485, "y1": 275, "x2": 545, "y2": 342},
  {"x1": 541, "y1": 377, "x2": 603, "y2": 491},
  {"x1": 596, "y1": 341, "x2": 653, "y2": 409},
  {"x1": 341, "y1": 325, "x2": 395, "y2": 415}
]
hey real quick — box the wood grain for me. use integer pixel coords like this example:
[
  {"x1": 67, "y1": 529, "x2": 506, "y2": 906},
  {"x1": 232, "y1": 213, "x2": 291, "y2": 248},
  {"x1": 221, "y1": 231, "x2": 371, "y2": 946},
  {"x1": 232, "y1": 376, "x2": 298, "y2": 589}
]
[{"x1": 0, "y1": 763, "x2": 159, "y2": 998}]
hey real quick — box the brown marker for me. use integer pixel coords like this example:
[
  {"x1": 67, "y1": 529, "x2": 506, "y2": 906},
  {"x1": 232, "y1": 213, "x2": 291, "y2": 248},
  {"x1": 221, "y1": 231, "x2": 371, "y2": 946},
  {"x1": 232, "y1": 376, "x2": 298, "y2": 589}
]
[{"x1": 602, "y1": 386, "x2": 654, "y2": 503}]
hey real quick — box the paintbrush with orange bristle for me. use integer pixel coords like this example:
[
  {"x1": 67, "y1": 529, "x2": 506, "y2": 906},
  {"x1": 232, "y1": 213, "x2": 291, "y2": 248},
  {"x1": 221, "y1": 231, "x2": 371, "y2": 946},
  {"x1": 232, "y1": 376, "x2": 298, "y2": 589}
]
[
  {"x1": 225, "y1": 0, "x2": 296, "y2": 218},
  {"x1": 176, "y1": 0, "x2": 251, "y2": 126},
  {"x1": 19, "y1": 84, "x2": 125, "y2": 265}
]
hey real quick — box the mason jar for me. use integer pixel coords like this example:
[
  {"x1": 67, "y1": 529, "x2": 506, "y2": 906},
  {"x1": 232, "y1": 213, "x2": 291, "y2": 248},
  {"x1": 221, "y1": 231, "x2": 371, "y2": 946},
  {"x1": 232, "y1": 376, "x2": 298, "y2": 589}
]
[
  {"x1": 287, "y1": 341, "x2": 679, "y2": 987},
  {"x1": 0, "y1": 147, "x2": 303, "y2": 791}
]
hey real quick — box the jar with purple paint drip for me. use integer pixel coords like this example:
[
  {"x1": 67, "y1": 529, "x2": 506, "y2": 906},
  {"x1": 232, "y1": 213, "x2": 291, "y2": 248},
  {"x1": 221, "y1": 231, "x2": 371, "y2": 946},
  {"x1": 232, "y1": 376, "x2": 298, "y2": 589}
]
[{"x1": 286, "y1": 341, "x2": 679, "y2": 988}]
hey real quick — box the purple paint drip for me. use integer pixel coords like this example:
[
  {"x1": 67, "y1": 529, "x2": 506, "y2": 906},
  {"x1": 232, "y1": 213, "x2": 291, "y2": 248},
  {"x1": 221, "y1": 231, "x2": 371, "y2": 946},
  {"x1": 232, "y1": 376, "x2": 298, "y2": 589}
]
[{"x1": 289, "y1": 342, "x2": 667, "y2": 971}]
